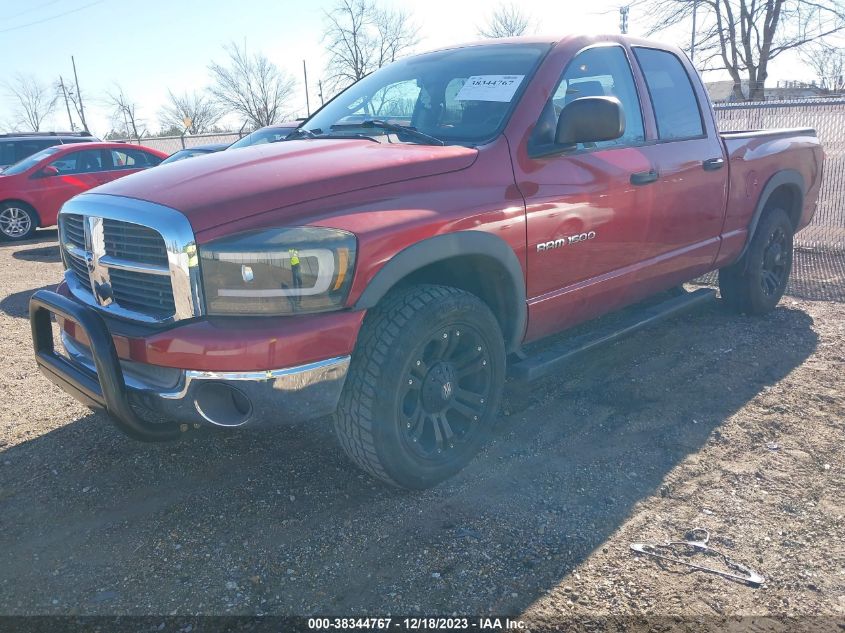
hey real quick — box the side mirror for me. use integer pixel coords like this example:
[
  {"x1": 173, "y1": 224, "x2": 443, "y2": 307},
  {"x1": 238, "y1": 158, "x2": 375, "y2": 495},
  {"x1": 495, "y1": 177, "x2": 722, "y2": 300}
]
[
  {"x1": 555, "y1": 96, "x2": 626, "y2": 147},
  {"x1": 37, "y1": 165, "x2": 60, "y2": 178}
]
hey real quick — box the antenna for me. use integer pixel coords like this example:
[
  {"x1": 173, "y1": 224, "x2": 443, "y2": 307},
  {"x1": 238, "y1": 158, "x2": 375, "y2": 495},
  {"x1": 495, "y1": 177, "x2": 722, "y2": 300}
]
[{"x1": 690, "y1": 0, "x2": 698, "y2": 63}]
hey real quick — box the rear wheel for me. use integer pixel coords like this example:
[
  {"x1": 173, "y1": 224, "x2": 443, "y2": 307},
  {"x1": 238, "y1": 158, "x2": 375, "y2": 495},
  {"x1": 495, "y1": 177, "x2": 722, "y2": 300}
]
[
  {"x1": 0, "y1": 203, "x2": 38, "y2": 241},
  {"x1": 719, "y1": 207, "x2": 794, "y2": 315},
  {"x1": 333, "y1": 284, "x2": 506, "y2": 489}
]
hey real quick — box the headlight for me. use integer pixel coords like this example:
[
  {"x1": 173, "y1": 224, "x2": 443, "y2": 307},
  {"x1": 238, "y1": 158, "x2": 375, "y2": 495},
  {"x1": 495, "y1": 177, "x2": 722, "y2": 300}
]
[{"x1": 199, "y1": 227, "x2": 357, "y2": 315}]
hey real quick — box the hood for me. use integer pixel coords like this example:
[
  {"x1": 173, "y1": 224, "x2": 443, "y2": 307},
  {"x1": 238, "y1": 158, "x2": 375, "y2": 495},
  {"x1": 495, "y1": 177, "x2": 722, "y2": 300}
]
[{"x1": 94, "y1": 139, "x2": 479, "y2": 233}]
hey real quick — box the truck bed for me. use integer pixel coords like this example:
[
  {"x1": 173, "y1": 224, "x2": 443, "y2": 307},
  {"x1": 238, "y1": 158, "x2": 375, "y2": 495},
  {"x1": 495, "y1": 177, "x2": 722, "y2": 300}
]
[{"x1": 718, "y1": 127, "x2": 823, "y2": 250}]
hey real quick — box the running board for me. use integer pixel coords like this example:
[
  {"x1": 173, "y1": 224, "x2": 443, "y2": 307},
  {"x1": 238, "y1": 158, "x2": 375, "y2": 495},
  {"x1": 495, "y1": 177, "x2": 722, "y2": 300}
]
[{"x1": 509, "y1": 288, "x2": 716, "y2": 382}]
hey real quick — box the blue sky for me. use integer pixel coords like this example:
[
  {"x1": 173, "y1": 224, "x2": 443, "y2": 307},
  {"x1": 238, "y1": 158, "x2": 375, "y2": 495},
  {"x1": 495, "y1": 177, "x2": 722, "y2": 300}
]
[{"x1": 0, "y1": 0, "x2": 811, "y2": 135}]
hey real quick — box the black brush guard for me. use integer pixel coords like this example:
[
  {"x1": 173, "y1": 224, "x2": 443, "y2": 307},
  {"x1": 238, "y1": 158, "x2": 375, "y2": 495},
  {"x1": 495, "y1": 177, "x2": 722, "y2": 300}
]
[{"x1": 29, "y1": 289, "x2": 181, "y2": 441}]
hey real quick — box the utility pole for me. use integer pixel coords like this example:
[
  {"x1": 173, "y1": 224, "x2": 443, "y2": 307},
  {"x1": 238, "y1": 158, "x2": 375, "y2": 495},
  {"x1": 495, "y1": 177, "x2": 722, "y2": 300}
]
[
  {"x1": 59, "y1": 77, "x2": 75, "y2": 131},
  {"x1": 690, "y1": 0, "x2": 698, "y2": 63},
  {"x1": 71, "y1": 56, "x2": 89, "y2": 132},
  {"x1": 318, "y1": 80, "x2": 325, "y2": 106},
  {"x1": 619, "y1": 5, "x2": 629, "y2": 34},
  {"x1": 303, "y1": 60, "x2": 311, "y2": 117}
]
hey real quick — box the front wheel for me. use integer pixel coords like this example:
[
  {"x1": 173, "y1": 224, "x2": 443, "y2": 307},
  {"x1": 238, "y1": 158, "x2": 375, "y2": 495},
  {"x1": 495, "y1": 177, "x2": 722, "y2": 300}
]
[
  {"x1": 333, "y1": 285, "x2": 506, "y2": 489},
  {"x1": 0, "y1": 203, "x2": 38, "y2": 241},
  {"x1": 719, "y1": 207, "x2": 794, "y2": 315}
]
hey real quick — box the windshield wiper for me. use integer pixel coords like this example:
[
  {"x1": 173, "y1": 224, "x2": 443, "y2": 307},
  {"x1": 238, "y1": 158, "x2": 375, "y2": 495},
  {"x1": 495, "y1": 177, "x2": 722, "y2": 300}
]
[
  {"x1": 286, "y1": 128, "x2": 380, "y2": 143},
  {"x1": 360, "y1": 120, "x2": 446, "y2": 146},
  {"x1": 285, "y1": 128, "x2": 319, "y2": 140}
]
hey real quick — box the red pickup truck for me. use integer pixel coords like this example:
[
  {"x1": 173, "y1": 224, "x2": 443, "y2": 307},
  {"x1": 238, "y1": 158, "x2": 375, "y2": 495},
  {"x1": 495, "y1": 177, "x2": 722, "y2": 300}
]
[{"x1": 30, "y1": 35, "x2": 823, "y2": 489}]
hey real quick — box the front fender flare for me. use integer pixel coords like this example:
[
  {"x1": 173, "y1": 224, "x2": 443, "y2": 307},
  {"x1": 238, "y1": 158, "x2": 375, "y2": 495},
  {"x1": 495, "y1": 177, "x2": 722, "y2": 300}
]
[{"x1": 353, "y1": 231, "x2": 527, "y2": 351}]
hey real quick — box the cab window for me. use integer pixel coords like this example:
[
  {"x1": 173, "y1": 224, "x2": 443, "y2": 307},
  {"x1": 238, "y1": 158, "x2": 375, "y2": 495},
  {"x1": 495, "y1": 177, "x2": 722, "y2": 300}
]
[
  {"x1": 530, "y1": 45, "x2": 645, "y2": 153},
  {"x1": 633, "y1": 47, "x2": 704, "y2": 140}
]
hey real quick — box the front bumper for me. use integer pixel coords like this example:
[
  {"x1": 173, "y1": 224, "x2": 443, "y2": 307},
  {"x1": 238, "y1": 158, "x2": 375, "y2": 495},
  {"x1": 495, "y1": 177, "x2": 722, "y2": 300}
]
[{"x1": 30, "y1": 290, "x2": 350, "y2": 441}]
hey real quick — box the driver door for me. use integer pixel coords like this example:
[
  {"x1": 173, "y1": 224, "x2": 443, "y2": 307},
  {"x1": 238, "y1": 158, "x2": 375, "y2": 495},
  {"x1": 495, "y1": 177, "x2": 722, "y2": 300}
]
[{"x1": 514, "y1": 45, "x2": 658, "y2": 341}]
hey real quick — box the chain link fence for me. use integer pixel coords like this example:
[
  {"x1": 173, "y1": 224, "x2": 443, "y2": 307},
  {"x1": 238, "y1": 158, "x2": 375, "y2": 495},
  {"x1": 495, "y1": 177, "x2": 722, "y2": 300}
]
[
  {"x1": 710, "y1": 99, "x2": 845, "y2": 300},
  {"x1": 714, "y1": 99, "x2": 845, "y2": 253},
  {"x1": 126, "y1": 132, "x2": 241, "y2": 156}
]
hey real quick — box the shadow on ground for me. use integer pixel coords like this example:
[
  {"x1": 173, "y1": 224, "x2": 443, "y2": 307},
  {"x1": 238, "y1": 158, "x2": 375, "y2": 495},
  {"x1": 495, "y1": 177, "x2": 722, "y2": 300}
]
[
  {"x1": 696, "y1": 249, "x2": 845, "y2": 302},
  {"x1": 11, "y1": 245, "x2": 61, "y2": 264},
  {"x1": 0, "y1": 301, "x2": 818, "y2": 615},
  {"x1": 0, "y1": 228, "x2": 57, "y2": 249},
  {"x1": 0, "y1": 285, "x2": 58, "y2": 318}
]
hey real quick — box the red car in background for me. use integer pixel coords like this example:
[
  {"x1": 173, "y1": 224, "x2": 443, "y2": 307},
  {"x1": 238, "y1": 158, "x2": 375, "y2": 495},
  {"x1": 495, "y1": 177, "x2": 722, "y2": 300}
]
[{"x1": 0, "y1": 142, "x2": 166, "y2": 241}]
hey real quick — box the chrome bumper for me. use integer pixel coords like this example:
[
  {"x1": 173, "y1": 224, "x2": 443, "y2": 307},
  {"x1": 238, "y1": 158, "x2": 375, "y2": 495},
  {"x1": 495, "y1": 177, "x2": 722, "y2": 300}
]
[{"x1": 63, "y1": 333, "x2": 350, "y2": 428}]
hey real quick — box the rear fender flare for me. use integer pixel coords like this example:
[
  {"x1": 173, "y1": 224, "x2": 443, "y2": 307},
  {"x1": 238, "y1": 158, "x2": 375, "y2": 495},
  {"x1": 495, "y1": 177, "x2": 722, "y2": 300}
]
[{"x1": 738, "y1": 169, "x2": 804, "y2": 262}]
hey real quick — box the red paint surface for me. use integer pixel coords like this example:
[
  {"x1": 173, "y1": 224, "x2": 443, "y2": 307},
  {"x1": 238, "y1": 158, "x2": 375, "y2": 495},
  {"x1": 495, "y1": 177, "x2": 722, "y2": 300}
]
[
  {"x1": 57, "y1": 34, "x2": 824, "y2": 369},
  {"x1": 58, "y1": 283, "x2": 365, "y2": 371},
  {"x1": 0, "y1": 142, "x2": 166, "y2": 227}
]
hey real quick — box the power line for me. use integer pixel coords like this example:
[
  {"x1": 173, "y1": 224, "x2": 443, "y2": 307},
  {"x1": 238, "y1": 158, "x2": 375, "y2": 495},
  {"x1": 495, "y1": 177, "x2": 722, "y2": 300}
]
[
  {"x1": 0, "y1": 0, "x2": 61, "y2": 21},
  {"x1": 0, "y1": 0, "x2": 105, "y2": 35}
]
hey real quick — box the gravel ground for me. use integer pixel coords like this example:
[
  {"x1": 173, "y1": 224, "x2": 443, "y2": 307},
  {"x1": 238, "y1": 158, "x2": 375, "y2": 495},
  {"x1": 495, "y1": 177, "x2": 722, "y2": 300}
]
[{"x1": 0, "y1": 231, "x2": 843, "y2": 630}]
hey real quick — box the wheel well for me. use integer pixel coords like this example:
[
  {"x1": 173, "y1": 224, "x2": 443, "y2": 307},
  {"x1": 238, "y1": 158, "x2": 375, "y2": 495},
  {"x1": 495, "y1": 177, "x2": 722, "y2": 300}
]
[
  {"x1": 763, "y1": 184, "x2": 802, "y2": 229},
  {"x1": 391, "y1": 255, "x2": 522, "y2": 349},
  {"x1": 0, "y1": 199, "x2": 40, "y2": 227}
]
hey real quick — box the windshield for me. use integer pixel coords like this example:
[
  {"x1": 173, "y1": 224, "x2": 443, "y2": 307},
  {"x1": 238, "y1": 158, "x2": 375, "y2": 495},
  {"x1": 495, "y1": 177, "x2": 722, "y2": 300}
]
[
  {"x1": 229, "y1": 127, "x2": 296, "y2": 149},
  {"x1": 302, "y1": 43, "x2": 550, "y2": 146},
  {"x1": 1, "y1": 145, "x2": 62, "y2": 175}
]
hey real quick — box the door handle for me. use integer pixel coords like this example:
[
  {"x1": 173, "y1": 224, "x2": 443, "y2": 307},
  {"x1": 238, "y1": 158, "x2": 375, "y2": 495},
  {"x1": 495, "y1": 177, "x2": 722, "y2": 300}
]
[
  {"x1": 630, "y1": 169, "x2": 659, "y2": 185},
  {"x1": 702, "y1": 157, "x2": 725, "y2": 171}
]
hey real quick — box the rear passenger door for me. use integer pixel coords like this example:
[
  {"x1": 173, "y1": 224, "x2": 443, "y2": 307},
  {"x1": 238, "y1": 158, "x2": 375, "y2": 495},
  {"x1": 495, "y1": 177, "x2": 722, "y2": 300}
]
[{"x1": 631, "y1": 47, "x2": 728, "y2": 287}]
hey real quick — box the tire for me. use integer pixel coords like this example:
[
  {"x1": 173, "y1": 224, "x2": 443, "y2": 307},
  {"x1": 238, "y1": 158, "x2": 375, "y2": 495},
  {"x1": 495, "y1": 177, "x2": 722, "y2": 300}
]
[
  {"x1": 0, "y1": 202, "x2": 38, "y2": 241},
  {"x1": 334, "y1": 284, "x2": 506, "y2": 489},
  {"x1": 719, "y1": 207, "x2": 794, "y2": 315}
]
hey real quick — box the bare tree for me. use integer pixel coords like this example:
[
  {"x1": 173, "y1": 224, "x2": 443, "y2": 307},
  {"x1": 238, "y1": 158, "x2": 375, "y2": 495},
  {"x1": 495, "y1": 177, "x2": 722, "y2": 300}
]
[
  {"x1": 209, "y1": 42, "x2": 297, "y2": 129},
  {"x1": 323, "y1": 0, "x2": 419, "y2": 92},
  {"x1": 636, "y1": 0, "x2": 845, "y2": 101},
  {"x1": 5, "y1": 74, "x2": 57, "y2": 132},
  {"x1": 801, "y1": 41, "x2": 845, "y2": 92},
  {"x1": 159, "y1": 90, "x2": 223, "y2": 134},
  {"x1": 477, "y1": 3, "x2": 533, "y2": 38},
  {"x1": 105, "y1": 85, "x2": 143, "y2": 141}
]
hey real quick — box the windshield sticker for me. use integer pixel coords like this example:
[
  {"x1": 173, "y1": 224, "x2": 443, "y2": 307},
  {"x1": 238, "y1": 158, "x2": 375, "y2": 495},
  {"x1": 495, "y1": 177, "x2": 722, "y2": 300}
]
[{"x1": 455, "y1": 75, "x2": 525, "y2": 102}]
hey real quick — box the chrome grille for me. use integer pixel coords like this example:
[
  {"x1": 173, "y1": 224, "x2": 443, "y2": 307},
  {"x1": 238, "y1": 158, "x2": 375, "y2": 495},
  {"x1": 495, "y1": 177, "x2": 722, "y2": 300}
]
[
  {"x1": 103, "y1": 219, "x2": 169, "y2": 266},
  {"x1": 109, "y1": 268, "x2": 175, "y2": 315},
  {"x1": 62, "y1": 214, "x2": 85, "y2": 250},
  {"x1": 65, "y1": 250, "x2": 89, "y2": 281},
  {"x1": 58, "y1": 194, "x2": 201, "y2": 324}
]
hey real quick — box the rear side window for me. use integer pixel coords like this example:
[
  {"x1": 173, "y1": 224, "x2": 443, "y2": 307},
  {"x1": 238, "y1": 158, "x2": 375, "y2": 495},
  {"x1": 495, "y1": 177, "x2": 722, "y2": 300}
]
[
  {"x1": 15, "y1": 140, "x2": 54, "y2": 162},
  {"x1": 0, "y1": 142, "x2": 14, "y2": 165},
  {"x1": 0, "y1": 139, "x2": 56, "y2": 165},
  {"x1": 110, "y1": 148, "x2": 160, "y2": 169},
  {"x1": 634, "y1": 47, "x2": 704, "y2": 140}
]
